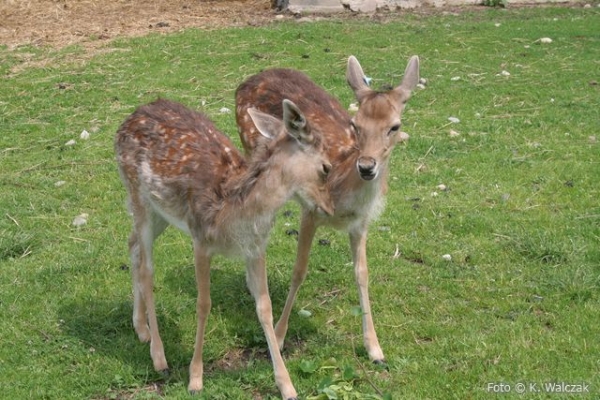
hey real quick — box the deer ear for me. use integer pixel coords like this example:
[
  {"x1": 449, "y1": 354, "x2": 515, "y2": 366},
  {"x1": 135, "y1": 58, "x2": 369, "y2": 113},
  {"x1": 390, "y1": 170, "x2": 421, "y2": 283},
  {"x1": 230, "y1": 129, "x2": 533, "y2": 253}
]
[
  {"x1": 398, "y1": 55, "x2": 420, "y2": 93},
  {"x1": 347, "y1": 55, "x2": 371, "y2": 103},
  {"x1": 282, "y1": 99, "x2": 314, "y2": 145},
  {"x1": 247, "y1": 108, "x2": 282, "y2": 140}
]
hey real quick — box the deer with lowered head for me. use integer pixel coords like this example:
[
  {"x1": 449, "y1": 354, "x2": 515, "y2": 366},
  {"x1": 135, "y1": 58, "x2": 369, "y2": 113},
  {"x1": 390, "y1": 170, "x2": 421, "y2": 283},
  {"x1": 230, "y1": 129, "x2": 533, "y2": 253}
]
[
  {"x1": 236, "y1": 55, "x2": 420, "y2": 366},
  {"x1": 115, "y1": 98, "x2": 334, "y2": 400}
]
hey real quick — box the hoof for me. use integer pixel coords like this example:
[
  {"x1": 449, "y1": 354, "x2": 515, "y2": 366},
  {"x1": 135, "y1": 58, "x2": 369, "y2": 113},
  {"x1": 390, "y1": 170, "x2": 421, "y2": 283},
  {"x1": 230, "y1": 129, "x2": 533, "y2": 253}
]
[
  {"x1": 287, "y1": 398, "x2": 298, "y2": 400},
  {"x1": 159, "y1": 368, "x2": 170, "y2": 377},
  {"x1": 373, "y1": 359, "x2": 389, "y2": 370},
  {"x1": 189, "y1": 390, "x2": 202, "y2": 396}
]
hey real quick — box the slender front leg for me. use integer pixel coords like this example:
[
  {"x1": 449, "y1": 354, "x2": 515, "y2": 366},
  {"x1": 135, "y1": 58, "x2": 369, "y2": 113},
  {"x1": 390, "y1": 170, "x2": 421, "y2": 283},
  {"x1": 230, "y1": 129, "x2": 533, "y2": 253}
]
[
  {"x1": 246, "y1": 255, "x2": 298, "y2": 400},
  {"x1": 349, "y1": 228, "x2": 385, "y2": 363},
  {"x1": 274, "y1": 212, "x2": 317, "y2": 349},
  {"x1": 189, "y1": 240, "x2": 212, "y2": 394}
]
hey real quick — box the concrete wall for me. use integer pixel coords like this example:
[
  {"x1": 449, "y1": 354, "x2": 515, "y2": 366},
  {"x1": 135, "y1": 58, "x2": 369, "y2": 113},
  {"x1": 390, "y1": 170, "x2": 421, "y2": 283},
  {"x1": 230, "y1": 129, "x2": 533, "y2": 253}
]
[{"x1": 287, "y1": 0, "x2": 574, "y2": 14}]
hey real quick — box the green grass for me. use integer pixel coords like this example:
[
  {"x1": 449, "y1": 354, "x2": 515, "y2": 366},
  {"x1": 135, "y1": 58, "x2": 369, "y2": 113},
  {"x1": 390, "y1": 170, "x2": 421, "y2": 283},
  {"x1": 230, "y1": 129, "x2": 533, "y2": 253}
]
[{"x1": 1, "y1": 5, "x2": 599, "y2": 399}]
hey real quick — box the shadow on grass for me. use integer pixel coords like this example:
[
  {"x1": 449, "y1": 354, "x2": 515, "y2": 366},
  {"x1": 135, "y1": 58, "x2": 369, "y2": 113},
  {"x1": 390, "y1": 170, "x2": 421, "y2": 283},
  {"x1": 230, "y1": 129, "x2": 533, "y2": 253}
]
[
  {"x1": 58, "y1": 262, "x2": 319, "y2": 385},
  {"x1": 161, "y1": 260, "x2": 320, "y2": 348},
  {"x1": 58, "y1": 297, "x2": 186, "y2": 376}
]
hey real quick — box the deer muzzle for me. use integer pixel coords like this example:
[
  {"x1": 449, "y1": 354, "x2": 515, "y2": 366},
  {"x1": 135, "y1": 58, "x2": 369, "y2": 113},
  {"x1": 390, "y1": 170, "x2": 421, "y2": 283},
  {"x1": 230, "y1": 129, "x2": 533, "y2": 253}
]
[{"x1": 357, "y1": 156, "x2": 378, "y2": 181}]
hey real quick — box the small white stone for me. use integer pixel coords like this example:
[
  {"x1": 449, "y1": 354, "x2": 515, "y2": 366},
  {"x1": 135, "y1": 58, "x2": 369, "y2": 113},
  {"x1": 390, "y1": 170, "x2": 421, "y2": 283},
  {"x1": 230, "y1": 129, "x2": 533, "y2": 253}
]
[
  {"x1": 416, "y1": 83, "x2": 426, "y2": 90},
  {"x1": 448, "y1": 117, "x2": 460, "y2": 124},
  {"x1": 80, "y1": 129, "x2": 90, "y2": 140},
  {"x1": 219, "y1": 107, "x2": 231, "y2": 114},
  {"x1": 539, "y1": 37, "x2": 553, "y2": 44},
  {"x1": 437, "y1": 184, "x2": 448, "y2": 191},
  {"x1": 65, "y1": 139, "x2": 76, "y2": 146},
  {"x1": 442, "y1": 254, "x2": 452, "y2": 261},
  {"x1": 494, "y1": 23, "x2": 501, "y2": 27},
  {"x1": 500, "y1": 70, "x2": 510, "y2": 76},
  {"x1": 72, "y1": 213, "x2": 88, "y2": 227},
  {"x1": 55, "y1": 180, "x2": 66, "y2": 187},
  {"x1": 419, "y1": 77, "x2": 427, "y2": 85},
  {"x1": 451, "y1": 76, "x2": 461, "y2": 81},
  {"x1": 298, "y1": 309, "x2": 312, "y2": 318}
]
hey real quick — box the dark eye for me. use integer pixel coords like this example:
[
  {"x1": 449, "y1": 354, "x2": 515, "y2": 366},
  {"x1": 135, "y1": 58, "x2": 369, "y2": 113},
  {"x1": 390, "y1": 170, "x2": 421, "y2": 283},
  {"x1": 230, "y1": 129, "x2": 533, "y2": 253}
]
[{"x1": 388, "y1": 124, "x2": 401, "y2": 136}]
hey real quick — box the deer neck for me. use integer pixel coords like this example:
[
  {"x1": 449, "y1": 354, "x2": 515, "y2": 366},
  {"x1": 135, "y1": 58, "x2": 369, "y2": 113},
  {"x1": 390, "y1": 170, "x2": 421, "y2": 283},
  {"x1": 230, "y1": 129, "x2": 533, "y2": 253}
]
[
  {"x1": 198, "y1": 148, "x2": 292, "y2": 258},
  {"x1": 217, "y1": 145, "x2": 292, "y2": 228},
  {"x1": 323, "y1": 148, "x2": 388, "y2": 231}
]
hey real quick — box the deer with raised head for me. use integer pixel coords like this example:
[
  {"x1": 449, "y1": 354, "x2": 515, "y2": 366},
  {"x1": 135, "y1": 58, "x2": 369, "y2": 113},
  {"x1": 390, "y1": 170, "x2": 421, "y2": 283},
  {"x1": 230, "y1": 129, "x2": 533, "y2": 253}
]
[
  {"x1": 115, "y1": 98, "x2": 334, "y2": 400},
  {"x1": 236, "y1": 55, "x2": 420, "y2": 365}
]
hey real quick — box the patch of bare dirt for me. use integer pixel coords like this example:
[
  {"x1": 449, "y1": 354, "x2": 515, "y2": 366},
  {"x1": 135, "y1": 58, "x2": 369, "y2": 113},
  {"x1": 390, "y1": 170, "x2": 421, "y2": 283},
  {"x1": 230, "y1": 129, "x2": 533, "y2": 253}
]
[
  {"x1": 0, "y1": 0, "x2": 276, "y2": 51},
  {"x1": 1, "y1": 0, "x2": 584, "y2": 69}
]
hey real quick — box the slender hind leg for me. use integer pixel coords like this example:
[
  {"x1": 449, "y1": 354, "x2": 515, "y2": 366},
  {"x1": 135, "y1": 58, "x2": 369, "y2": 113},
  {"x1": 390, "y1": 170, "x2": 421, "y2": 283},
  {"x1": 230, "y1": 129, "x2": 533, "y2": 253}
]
[
  {"x1": 129, "y1": 231, "x2": 151, "y2": 342},
  {"x1": 128, "y1": 194, "x2": 169, "y2": 372}
]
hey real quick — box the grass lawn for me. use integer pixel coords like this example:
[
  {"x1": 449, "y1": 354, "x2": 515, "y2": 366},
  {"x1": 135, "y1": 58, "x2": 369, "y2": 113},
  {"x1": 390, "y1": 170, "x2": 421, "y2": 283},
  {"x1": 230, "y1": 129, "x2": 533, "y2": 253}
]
[{"x1": 1, "y1": 5, "x2": 599, "y2": 399}]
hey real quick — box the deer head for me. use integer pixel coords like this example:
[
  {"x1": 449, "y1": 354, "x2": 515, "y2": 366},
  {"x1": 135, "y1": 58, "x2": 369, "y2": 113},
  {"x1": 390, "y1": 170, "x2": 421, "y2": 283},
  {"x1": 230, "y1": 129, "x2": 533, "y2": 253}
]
[
  {"x1": 247, "y1": 99, "x2": 334, "y2": 217},
  {"x1": 346, "y1": 55, "x2": 420, "y2": 181}
]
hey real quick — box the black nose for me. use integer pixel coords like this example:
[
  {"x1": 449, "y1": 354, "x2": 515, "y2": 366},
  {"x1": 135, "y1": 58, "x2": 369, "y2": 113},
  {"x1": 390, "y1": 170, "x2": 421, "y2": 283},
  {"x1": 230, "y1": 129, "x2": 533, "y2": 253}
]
[{"x1": 357, "y1": 157, "x2": 377, "y2": 180}]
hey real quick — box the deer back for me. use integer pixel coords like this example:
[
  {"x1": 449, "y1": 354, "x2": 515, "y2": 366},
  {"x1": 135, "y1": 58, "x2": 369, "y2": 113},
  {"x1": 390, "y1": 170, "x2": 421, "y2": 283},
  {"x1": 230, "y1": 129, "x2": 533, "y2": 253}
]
[
  {"x1": 116, "y1": 99, "x2": 251, "y2": 233},
  {"x1": 236, "y1": 68, "x2": 357, "y2": 162}
]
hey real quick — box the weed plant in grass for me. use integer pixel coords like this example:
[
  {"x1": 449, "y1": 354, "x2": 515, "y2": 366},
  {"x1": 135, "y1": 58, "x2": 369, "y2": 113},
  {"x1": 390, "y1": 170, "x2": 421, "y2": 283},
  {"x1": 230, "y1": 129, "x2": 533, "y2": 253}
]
[{"x1": 1, "y1": 6, "x2": 599, "y2": 399}]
